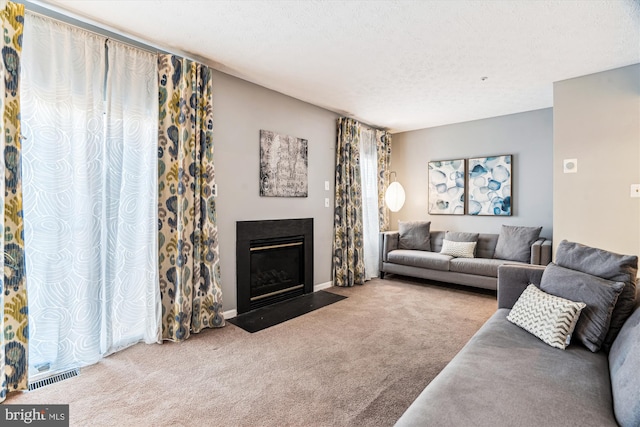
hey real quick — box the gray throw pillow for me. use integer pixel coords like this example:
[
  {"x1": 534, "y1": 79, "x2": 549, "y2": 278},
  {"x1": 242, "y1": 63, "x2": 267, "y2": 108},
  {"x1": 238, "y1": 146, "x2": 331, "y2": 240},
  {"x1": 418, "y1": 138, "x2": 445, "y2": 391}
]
[
  {"x1": 398, "y1": 221, "x2": 431, "y2": 251},
  {"x1": 555, "y1": 240, "x2": 638, "y2": 350},
  {"x1": 540, "y1": 263, "x2": 625, "y2": 352},
  {"x1": 493, "y1": 225, "x2": 542, "y2": 263}
]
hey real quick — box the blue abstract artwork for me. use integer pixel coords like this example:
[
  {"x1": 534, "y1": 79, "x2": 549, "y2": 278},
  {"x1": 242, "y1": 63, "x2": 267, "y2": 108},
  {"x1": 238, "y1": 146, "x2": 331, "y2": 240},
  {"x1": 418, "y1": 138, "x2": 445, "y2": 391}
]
[
  {"x1": 428, "y1": 159, "x2": 465, "y2": 215},
  {"x1": 468, "y1": 155, "x2": 512, "y2": 216}
]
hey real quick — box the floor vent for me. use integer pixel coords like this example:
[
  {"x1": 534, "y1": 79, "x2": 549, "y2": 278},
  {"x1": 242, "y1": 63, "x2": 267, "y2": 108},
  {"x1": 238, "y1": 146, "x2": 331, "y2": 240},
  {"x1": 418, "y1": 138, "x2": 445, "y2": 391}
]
[{"x1": 28, "y1": 368, "x2": 80, "y2": 391}]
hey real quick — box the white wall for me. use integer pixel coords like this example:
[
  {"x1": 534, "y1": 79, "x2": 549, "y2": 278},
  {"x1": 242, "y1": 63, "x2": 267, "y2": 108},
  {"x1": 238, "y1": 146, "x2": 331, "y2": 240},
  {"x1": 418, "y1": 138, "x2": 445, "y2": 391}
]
[
  {"x1": 553, "y1": 64, "x2": 640, "y2": 257},
  {"x1": 212, "y1": 70, "x2": 338, "y2": 312},
  {"x1": 390, "y1": 109, "x2": 554, "y2": 238}
]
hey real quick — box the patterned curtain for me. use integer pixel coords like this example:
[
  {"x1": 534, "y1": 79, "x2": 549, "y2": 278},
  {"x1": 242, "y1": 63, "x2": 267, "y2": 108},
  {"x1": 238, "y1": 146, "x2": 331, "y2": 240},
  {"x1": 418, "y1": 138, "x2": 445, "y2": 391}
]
[
  {"x1": 376, "y1": 130, "x2": 392, "y2": 232},
  {"x1": 157, "y1": 54, "x2": 224, "y2": 342},
  {"x1": 0, "y1": 1, "x2": 27, "y2": 401},
  {"x1": 333, "y1": 118, "x2": 365, "y2": 287}
]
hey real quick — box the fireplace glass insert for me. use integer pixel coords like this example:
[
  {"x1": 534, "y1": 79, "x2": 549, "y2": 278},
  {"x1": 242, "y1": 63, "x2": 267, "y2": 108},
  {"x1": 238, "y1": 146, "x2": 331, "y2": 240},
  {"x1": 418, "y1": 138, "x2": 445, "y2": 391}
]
[{"x1": 249, "y1": 236, "x2": 304, "y2": 310}]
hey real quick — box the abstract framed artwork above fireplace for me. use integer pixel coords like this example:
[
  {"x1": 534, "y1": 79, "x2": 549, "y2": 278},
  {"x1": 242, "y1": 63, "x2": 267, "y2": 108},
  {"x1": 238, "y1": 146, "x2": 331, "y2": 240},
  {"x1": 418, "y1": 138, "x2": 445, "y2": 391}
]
[{"x1": 236, "y1": 218, "x2": 314, "y2": 314}]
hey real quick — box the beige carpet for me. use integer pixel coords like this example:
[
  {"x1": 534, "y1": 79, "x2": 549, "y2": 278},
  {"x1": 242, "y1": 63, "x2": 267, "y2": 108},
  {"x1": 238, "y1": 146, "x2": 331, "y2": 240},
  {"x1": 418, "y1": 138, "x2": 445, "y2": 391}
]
[{"x1": 6, "y1": 277, "x2": 496, "y2": 426}]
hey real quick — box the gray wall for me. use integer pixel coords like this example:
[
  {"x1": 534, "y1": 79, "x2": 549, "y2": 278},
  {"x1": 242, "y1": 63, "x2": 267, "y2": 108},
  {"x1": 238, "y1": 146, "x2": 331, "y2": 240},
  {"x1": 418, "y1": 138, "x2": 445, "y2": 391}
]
[
  {"x1": 213, "y1": 70, "x2": 339, "y2": 312},
  {"x1": 553, "y1": 64, "x2": 640, "y2": 258},
  {"x1": 210, "y1": 62, "x2": 640, "y2": 313},
  {"x1": 390, "y1": 108, "x2": 553, "y2": 238}
]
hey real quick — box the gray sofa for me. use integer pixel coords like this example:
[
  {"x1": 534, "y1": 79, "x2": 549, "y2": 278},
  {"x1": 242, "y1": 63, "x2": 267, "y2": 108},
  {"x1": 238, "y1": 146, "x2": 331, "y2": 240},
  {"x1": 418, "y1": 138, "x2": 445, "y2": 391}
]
[
  {"x1": 395, "y1": 260, "x2": 640, "y2": 427},
  {"x1": 379, "y1": 229, "x2": 552, "y2": 290}
]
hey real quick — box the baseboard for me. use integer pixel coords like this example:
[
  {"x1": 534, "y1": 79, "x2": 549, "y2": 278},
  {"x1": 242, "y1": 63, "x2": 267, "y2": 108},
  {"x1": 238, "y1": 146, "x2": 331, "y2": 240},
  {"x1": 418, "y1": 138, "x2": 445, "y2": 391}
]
[
  {"x1": 224, "y1": 282, "x2": 332, "y2": 320},
  {"x1": 223, "y1": 309, "x2": 237, "y2": 320},
  {"x1": 314, "y1": 281, "x2": 333, "y2": 292}
]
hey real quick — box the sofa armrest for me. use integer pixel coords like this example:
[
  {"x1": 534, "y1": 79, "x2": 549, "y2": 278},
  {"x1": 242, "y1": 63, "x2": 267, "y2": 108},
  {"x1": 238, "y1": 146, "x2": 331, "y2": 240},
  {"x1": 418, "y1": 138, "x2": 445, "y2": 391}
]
[
  {"x1": 540, "y1": 240, "x2": 552, "y2": 265},
  {"x1": 379, "y1": 231, "x2": 399, "y2": 265},
  {"x1": 530, "y1": 239, "x2": 543, "y2": 265},
  {"x1": 497, "y1": 264, "x2": 546, "y2": 309},
  {"x1": 530, "y1": 239, "x2": 552, "y2": 265}
]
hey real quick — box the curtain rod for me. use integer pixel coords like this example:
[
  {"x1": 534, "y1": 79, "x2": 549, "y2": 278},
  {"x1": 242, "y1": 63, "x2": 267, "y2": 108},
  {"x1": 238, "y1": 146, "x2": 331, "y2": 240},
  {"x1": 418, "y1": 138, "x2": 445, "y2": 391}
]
[
  {"x1": 23, "y1": 8, "x2": 159, "y2": 55},
  {"x1": 342, "y1": 116, "x2": 389, "y2": 133},
  {"x1": 19, "y1": 0, "x2": 209, "y2": 65}
]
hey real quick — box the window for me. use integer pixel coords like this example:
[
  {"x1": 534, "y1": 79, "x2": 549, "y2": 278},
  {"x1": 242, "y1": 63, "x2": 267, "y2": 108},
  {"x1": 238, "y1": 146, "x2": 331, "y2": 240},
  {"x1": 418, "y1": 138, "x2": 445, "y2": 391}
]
[
  {"x1": 21, "y1": 13, "x2": 160, "y2": 377},
  {"x1": 360, "y1": 127, "x2": 381, "y2": 280}
]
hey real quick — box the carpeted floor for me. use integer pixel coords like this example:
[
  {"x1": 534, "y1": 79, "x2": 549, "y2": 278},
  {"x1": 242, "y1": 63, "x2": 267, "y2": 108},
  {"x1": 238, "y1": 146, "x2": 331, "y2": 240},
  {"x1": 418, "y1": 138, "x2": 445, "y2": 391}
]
[{"x1": 6, "y1": 276, "x2": 497, "y2": 426}]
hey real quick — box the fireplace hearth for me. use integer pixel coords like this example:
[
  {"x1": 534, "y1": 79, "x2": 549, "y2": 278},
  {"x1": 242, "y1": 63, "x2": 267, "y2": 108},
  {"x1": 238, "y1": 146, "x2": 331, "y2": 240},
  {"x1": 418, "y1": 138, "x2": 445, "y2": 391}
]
[{"x1": 236, "y1": 218, "x2": 313, "y2": 314}]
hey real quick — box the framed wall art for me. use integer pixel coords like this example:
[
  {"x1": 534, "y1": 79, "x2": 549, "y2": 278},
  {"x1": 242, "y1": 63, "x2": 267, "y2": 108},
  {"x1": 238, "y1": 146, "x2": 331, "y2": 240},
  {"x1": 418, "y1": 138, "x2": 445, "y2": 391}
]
[
  {"x1": 428, "y1": 159, "x2": 465, "y2": 215},
  {"x1": 259, "y1": 130, "x2": 308, "y2": 197},
  {"x1": 467, "y1": 155, "x2": 512, "y2": 216}
]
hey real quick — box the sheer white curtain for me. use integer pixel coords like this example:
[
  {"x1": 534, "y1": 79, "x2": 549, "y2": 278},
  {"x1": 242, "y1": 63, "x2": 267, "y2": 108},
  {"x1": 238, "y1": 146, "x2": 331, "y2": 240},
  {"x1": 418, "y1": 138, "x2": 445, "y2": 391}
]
[
  {"x1": 360, "y1": 127, "x2": 381, "y2": 280},
  {"x1": 21, "y1": 13, "x2": 160, "y2": 376},
  {"x1": 102, "y1": 40, "x2": 160, "y2": 353}
]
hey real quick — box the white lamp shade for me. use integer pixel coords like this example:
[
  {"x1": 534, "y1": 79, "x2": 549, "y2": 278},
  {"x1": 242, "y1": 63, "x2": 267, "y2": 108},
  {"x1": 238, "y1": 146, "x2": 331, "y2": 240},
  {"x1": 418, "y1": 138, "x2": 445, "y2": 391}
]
[{"x1": 385, "y1": 181, "x2": 406, "y2": 212}]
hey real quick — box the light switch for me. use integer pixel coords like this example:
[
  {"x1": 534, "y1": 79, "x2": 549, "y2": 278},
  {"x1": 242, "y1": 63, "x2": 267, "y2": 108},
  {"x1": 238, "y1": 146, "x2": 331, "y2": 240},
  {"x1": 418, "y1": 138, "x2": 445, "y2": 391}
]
[
  {"x1": 324, "y1": 181, "x2": 330, "y2": 191},
  {"x1": 631, "y1": 184, "x2": 640, "y2": 198},
  {"x1": 324, "y1": 198, "x2": 330, "y2": 208}
]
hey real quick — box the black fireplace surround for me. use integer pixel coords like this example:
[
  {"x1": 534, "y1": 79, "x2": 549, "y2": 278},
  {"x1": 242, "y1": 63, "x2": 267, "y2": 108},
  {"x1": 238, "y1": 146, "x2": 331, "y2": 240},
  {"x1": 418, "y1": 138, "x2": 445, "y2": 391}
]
[{"x1": 236, "y1": 218, "x2": 313, "y2": 314}]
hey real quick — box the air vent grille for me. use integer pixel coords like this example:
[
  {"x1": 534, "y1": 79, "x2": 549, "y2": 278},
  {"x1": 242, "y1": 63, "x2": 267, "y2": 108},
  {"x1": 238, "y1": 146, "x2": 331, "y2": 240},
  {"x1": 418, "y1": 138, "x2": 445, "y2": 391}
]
[{"x1": 28, "y1": 368, "x2": 80, "y2": 391}]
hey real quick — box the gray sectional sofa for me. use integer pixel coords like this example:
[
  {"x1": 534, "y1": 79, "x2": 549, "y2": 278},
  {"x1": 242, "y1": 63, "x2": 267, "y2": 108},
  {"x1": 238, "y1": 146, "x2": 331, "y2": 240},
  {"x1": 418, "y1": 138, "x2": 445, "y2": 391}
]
[
  {"x1": 395, "y1": 242, "x2": 639, "y2": 427},
  {"x1": 379, "y1": 224, "x2": 552, "y2": 290}
]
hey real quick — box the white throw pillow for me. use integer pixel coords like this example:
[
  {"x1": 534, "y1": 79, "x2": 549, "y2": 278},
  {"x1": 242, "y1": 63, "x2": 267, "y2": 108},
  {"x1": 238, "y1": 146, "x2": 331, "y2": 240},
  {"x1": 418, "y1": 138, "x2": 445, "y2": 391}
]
[
  {"x1": 439, "y1": 239, "x2": 476, "y2": 258},
  {"x1": 507, "y1": 284, "x2": 586, "y2": 350}
]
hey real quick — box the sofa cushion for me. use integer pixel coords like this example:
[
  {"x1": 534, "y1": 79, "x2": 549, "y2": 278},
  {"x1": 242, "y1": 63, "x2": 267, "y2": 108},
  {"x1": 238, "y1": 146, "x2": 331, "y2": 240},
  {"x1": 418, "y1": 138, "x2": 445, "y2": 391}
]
[
  {"x1": 440, "y1": 240, "x2": 476, "y2": 258},
  {"x1": 395, "y1": 309, "x2": 618, "y2": 427},
  {"x1": 555, "y1": 240, "x2": 638, "y2": 350},
  {"x1": 398, "y1": 221, "x2": 431, "y2": 251},
  {"x1": 540, "y1": 263, "x2": 624, "y2": 352},
  {"x1": 609, "y1": 303, "x2": 640, "y2": 427},
  {"x1": 450, "y1": 258, "x2": 524, "y2": 278},
  {"x1": 476, "y1": 233, "x2": 499, "y2": 259},
  {"x1": 493, "y1": 225, "x2": 542, "y2": 263},
  {"x1": 444, "y1": 231, "x2": 479, "y2": 242},
  {"x1": 387, "y1": 249, "x2": 451, "y2": 271},
  {"x1": 507, "y1": 284, "x2": 586, "y2": 349},
  {"x1": 428, "y1": 231, "x2": 446, "y2": 253}
]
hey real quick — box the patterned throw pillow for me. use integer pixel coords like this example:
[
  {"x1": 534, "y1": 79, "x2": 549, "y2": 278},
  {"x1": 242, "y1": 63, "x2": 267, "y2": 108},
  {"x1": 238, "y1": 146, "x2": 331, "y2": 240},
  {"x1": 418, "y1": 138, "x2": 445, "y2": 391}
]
[
  {"x1": 440, "y1": 239, "x2": 476, "y2": 258},
  {"x1": 507, "y1": 284, "x2": 586, "y2": 350}
]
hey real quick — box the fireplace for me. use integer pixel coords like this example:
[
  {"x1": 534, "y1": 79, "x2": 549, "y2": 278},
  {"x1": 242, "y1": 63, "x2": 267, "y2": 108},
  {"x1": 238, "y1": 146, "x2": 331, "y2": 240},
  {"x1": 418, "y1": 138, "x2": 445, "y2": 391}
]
[{"x1": 236, "y1": 218, "x2": 313, "y2": 314}]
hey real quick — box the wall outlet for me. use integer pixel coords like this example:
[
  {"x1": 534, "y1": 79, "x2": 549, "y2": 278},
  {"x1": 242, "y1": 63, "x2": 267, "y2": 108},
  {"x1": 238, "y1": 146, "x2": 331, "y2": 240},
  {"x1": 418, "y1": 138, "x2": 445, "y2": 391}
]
[
  {"x1": 563, "y1": 159, "x2": 578, "y2": 173},
  {"x1": 212, "y1": 184, "x2": 217, "y2": 197},
  {"x1": 324, "y1": 180, "x2": 330, "y2": 191},
  {"x1": 631, "y1": 184, "x2": 640, "y2": 198},
  {"x1": 324, "y1": 198, "x2": 330, "y2": 208}
]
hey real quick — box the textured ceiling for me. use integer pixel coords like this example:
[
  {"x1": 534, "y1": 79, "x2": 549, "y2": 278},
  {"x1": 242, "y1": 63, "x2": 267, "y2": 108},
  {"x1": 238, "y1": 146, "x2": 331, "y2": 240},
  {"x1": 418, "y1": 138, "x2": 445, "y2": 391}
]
[{"x1": 31, "y1": 0, "x2": 640, "y2": 133}]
